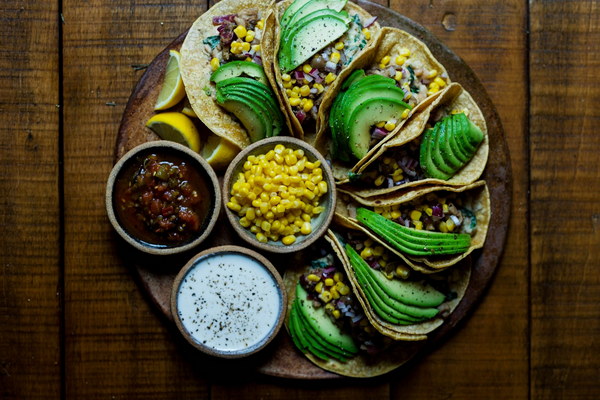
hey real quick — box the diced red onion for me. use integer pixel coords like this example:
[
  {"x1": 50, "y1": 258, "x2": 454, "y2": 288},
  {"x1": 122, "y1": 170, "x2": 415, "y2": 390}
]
[
  {"x1": 303, "y1": 74, "x2": 314, "y2": 83},
  {"x1": 252, "y1": 55, "x2": 263, "y2": 65},
  {"x1": 293, "y1": 70, "x2": 305, "y2": 81},
  {"x1": 364, "y1": 16, "x2": 378, "y2": 27},
  {"x1": 294, "y1": 109, "x2": 306, "y2": 124},
  {"x1": 212, "y1": 14, "x2": 236, "y2": 25},
  {"x1": 371, "y1": 127, "x2": 388, "y2": 141},
  {"x1": 432, "y1": 204, "x2": 443, "y2": 217},
  {"x1": 308, "y1": 68, "x2": 322, "y2": 82},
  {"x1": 323, "y1": 266, "x2": 336, "y2": 278}
]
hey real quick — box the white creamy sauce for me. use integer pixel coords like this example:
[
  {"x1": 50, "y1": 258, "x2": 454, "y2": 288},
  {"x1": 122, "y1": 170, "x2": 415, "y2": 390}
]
[{"x1": 176, "y1": 252, "x2": 282, "y2": 354}]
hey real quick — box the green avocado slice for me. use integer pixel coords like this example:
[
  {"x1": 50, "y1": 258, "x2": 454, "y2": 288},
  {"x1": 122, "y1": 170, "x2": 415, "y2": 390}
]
[
  {"x1": 295, "y1": 284, "x2": 359, "y2": 354},
  {"x1": 346, "y1": 246, "x2": 440, "y2": 320},
  {"x1": 420, "y1": 127, "x2": 453, "y2": 180},
  {"x1": 210, "y1": 61, "x2": 269, "y2": 86},
  {"x1": 346, "y1": 97, "x2": 410, "y2": 160},
  {"x1": 289, "y1": 302, "x2": 331, "y2": 361},
  {"x1": 436, "y1": 118, "x2": 464, "y2": 172},
  {"x1": 293, "y1": 299, "x2": 351, "y2": 361},
  {"x1": 454, "y1": 113, "x2": 478, "y2": 155},
  {"x1": 341, "y1": 69, "x2": 367, "y2": 90},
  {"x1": 447, "y1": 116, "x2": 471, "y2": 164},
  {"x1": 215, "y1": 91, "x2": 271, "y2": 142},
  {"x1": 344, "y1": 244, "x2": 446, "y2": 307},
  {"x1": 286, "y1": 0, "x2": 348, "y2": 30},
  {"x1": 279, "y1": 10, "x2": 350, "y2": 72},
  {"x1": 329, "y1": 91, "x2": 352, "y2": 162},
  {"x1": 280, "y1": 0, "x2": 312, "y2": 32}
]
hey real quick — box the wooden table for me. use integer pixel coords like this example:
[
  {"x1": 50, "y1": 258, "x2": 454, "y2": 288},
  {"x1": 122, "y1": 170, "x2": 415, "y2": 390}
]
[{"x1": 1, "y1": 0, "x2": 598, "y2": 398}]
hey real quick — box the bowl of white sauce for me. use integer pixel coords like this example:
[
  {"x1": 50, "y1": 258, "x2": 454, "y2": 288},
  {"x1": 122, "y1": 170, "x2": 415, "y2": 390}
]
[{"x1": 171, "y1": 245, "x2": 287, "y2": 358}]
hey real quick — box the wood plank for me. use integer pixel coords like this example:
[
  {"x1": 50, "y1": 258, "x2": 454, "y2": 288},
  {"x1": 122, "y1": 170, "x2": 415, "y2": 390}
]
[
  {"x1": 529, "y1": 1, "x2": 600, "y2": 398},
  {"x1": 61, "y1": 1, "x2": 210, "y2": 398},
  {"x1": 387, "y1": 0, "x2": 529, "y2": 398},
  {"x1": 0, "y1": 1, "x2": 61, "y2": 399}
]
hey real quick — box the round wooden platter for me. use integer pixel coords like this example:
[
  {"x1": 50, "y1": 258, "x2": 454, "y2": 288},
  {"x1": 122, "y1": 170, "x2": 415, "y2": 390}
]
[{"x1": 114, "y1": 0, "x2": 511, "y2": 380}]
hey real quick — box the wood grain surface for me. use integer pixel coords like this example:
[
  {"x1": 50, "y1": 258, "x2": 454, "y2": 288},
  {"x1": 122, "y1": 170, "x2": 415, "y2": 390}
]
[{"x1": 1, "y1": 1, "x2": 599, "y2": 400}]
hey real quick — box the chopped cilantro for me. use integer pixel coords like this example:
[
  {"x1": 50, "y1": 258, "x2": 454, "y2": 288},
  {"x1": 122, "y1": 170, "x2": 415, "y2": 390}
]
[
  {"x1": 348, "y1": 171, "x2": 362, "y2": 182},
  {"x1": 203, "y1": 35, "x2": 220, "y2": 51}
]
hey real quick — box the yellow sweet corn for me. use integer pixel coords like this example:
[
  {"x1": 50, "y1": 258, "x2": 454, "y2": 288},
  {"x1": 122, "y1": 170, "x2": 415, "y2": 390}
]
[
  {"x1": 234, "y1": 25, "x2": 247, "y2": 39},
  {"x1": 210, "y1": 57, "x2": 220, "y2": 71}
]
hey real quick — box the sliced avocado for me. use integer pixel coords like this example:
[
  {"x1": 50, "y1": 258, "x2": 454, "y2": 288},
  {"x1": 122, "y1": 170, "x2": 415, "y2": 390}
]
[
  {"x1": 454, "y1": 113, "x2": 478, "y2": 155},
  {"x1": 293, "y1": 299, "x2": 351, "y2": 361},
  {"x1": 216, "y1": 77, "x2": 284, "y2": 137},
  {"x1": 438, "y1": 118, "x2": 464, "y2": 171},
  {"x1": 210, "y1": 61, "x2": 269, "y2": 86},
  {"x1": 289, "y1": 303, "x2": 331, "y2": 361},
  {"x1": 279, "y1": 10, "x2": 350, "y2": 72},
  {"x1": 447, "y1": 116, "x2": 471, "y2": 164},
  {"x1": 295, "y1": 284, "x2": 358, "y2": 354},
  {"x1": 420, "y1": 128, "x2": 453, "y2": 180},
  {"x1": 345, "y1": 245, "x2": 446, "y2": 307},
  {"x1": 346, "y1": 97, "x2": 410, "y2": 160},
  {"x1": 349, "y1": 262, "x2": 424, "y2": 324},
  {"x1": 329, "y1": 91, "x2": 351, "y2": 162},
  {"x1": 287, "y1": 0, "x2": 347, "y2": 30},
  {"x1": 431, "y1": 122, "x2": 458, "y2": 175},
  {"x1": 215, "y1": 91, "x2": 271, "y2": 142},
  {"x1": 280, "y1": 0, "x2": 312, "y2": 31},
  {"x1": 341, "y1": 69, "x2": 366, "y2": 90}
]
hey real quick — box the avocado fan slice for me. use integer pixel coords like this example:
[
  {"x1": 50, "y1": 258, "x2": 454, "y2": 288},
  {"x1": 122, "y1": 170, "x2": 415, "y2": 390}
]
[
  {"x1": 419, "y1": 127, "x2": 453, "y2": 180},
  {"x1": 447, "y1": 115, "x2": 472, "y2": 164},
  {"x1": 329, "y1": 91, "x2": 352, "y2": 162},
  {"x1": 286, "y1": 0, "x2": 348, "y2": 31},
  {"x1": 279, "y1": 0, "x2": 312, "y2": 32},
  {"x1": 210, "y1": 61, "x2": 269, "y2": 86},
  {"x1": 344, "y1": 244, "x2": 446, "y2": 307},
  {"x1": 295, "y1": 284, "x2": 359, "y2": 355},
  {"x1": 289, "y1": 302, "x2": 333, "y2": 361},
  {"x1": 345, "y1": 245, "x2": 440, "y2": 320},
  {"x1": 432, "y1": 118, "x2": 462, "y2": 174},
  {"x1": 215, "y1": 90, "x2": 272, "y2": 142},
  {"x1": 356, "y1": 208, "x2": 471, "y2": 256}
]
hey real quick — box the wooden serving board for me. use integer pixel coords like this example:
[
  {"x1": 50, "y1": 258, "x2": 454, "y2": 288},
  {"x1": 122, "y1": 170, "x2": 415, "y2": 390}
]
[{"x1": 114, "y1": 0, "x2": 511, "y2": 380}]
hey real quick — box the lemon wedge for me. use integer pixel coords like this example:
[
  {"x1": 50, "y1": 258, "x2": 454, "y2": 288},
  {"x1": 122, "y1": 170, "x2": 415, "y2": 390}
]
[
  {"x1": 154, "y1": 50, "x2": 186, "y2": 111},
  {"x1": 181, "y1": 97, "x2": 197, "y2": 118},
  {"x1": 146, "y1": 112, "x2": 201, "y2": 153},
  {"x1": 202, "y1": 134, "x2": 240, "y2": 170}
]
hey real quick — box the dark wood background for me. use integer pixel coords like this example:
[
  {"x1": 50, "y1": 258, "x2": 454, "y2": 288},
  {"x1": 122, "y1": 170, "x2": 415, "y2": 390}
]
[{"x1": 1, "y1": 0, "x2": 598, "y2": 398}]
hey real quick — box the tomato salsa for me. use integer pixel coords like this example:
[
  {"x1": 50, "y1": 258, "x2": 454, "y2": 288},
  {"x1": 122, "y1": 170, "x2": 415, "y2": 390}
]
[{"x1": 113, "y1": 150, "x2": 213, "y2": 247}]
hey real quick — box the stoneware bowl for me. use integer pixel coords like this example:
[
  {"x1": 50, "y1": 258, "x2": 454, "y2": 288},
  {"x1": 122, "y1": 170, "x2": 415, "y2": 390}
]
[
  {"x1": 222, "y1": 136, "x2": 336, "y2": 254},
  {"x1": 105, "y1": 140, "x2": 221, "y2": 256},
  {"x1": 170, "y1": 245, "x2": 287, "y2": 358}
]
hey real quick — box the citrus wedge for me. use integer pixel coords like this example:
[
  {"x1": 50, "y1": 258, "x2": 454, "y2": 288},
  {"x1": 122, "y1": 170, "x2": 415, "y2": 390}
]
[
  {"x1": 181, "y1": 97, "x2": 197, "y2": 118},
  {"x1": 154, "y1": 50, "x2": 186, "y2": 111},
  {"x1": 146, "y1": 112, "x2": 201, "y2": 153},
  {"x1": 201, "y1": 134, "x2": 240, "y2": 170}
]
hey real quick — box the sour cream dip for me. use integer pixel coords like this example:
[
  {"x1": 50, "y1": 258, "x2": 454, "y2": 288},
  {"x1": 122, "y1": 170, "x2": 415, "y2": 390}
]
[{"x1": 171, "y1": 246, "x2": 286, "y2": 358}]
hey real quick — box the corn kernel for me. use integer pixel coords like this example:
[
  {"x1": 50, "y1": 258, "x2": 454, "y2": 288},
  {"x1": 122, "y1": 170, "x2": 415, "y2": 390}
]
[
  {"x1": 324, "y1": 278, "x2": 334, "y2": 287},
  {"x1": 330, "y1": 286, "x2": 340, "y2": 299},
  {"x1": 380, "y1": 55, "x2": 391, "y2": 66},
  {"x1": 333, "y1": 272, "x2": 343, "y2": 282},
  {"x1": 414, "y1": 220, "x2": 423, "y2": 230},
  {"x1": 395, "y1": 55, "x2": 407, "y2": 65},
  {"x1": 374, "y1": 175, "x2": 385, "y2": 187},
  {"x1": 252, "y1": 44, "x2": 261, "y2": 52},
  {"x1": 362, "y1": 28, "x2": 371, "y2": 40},
  {"x1": 325, "y1": 72, "x2": 336, "y2": 84},
  {"x1": 338, "y1": 284, "x2": 350, "y2": 295},
  {"x1": 302, "y1": 64, "x2": 312, "y2": 74},
  {"x1": 303, "y1": 99, "x2": 314, "y2": 112},
  {"x1": 234, "y1": 25, "x2": 247, "y2": 39},
  {"x1": 282, "y1": 235, "x2": 296, "y2": 245},
  {"x1": 425, "y1": 207, "x2": 433, "y2": 216},
  {"x1": 282, "y1": 73, "x2": 291, "y2": 82},
  {"x1": 307, "y1": 273, "x2": 320, "y2": 282},
  {"x1": 210, "y1": 57, "x2": 220, "y2": 71},
  {"x1": 384, "y1": 120, "x2": 396, "y2": 131},
  {"x1": 400, "y1": 47, "x2": 411, "y2": 57},
  {"x1": 289, "y1": 97, "x2": 301, "y2": 106},
  {"x1": 255, "y1": 232, "x2": 267, "y2": 243},
  {"x1": 319, "y1": 291, "x2": 332, "y2": 302},
  {"x1": 330, "y1": 51, "x2": 341, "y2": 64},
  {"x1": 394, "y1": 70, "x2": 403, "y2": 81},
  {"x1": 401, "y1": 108, "x2": 410, "y2": 119},
  {"x1": 410, "y1": 210, "x2": 422, "y2": 221},
  {"x1": 315, "y1": 281, "x2": 324, "y2": 293},
  {"x1": 376, "y1": 121, "x2": 386, "y2": 128},
  {"x1": 256, "y1": 19, "x2": 264, "y2": 29},
  {"x1": 300, "y1": 84, "x2": 311, "y2": 97},
  {"x1": 245, "y1": 30, "x2": 255, "y2": 42},
  {"x1": 439, "y1": 221, "x2": 448, "y2": 233},
  {"x1": 360, "y1": 247, "x2": 373, "y2": 259},
  {"x1": 443, "y1": 203, "x2": 449, "y2": 213},
  {"x1": 373, "y1": 246, "x2": 385, "y2": 256},
  {"x1": 426, "y1": 69, "x2": 438, "y2": 79},
  {"x1": 446, "y1": 218, "x2": 456, "y2": 231},
  {"x1": 241, "y1": 42, "x2": 251, "y2": 52},
  {"x1": 434, "y1": 76, "x2": 446, "y2": 88},
  {"x1": 239, "y1": 217, "x2": 251, "y2": 228},
  {"x1": 332, "y1": 309, "x2": 341, "y2": 319},
  {"x1": 317, "y1": 181, "x2": 327, "y2": 194},
  {"x1": 227, "y1": 201, "x2": 241, "y2": 212},
  {"x1": 300, "y1": 221, "x2": 312, "y2": 235},
  {"x1": 334, "y1": 41, "x2": 345, "y2": 50},
  {"x1": 395, "y1": 265, "x2": 411, "y2": 279}
]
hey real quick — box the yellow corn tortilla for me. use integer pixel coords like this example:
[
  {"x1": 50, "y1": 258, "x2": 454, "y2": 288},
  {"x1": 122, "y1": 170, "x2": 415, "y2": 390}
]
[
  {"x1": 328, "y1": 229, "x2": 471, "y2": 340},
  {"x1": 283, "y1": 231, "x2": 430, "y2": 378},
  {"x1": 316, "y1": 26, "x2": 453, "y2": 181},
  {"x1": 335, "y1": 181, "x2": 491, "y2": 271},
  {"x1": 337, "y1": 82, "x2": 489, "y2": 196},
  {"x1": 180, "y1": 0, "x2": 276, "y2": 151},
  {"x1": 264, "y1": 0, "x2": 381, "y2": 144}
]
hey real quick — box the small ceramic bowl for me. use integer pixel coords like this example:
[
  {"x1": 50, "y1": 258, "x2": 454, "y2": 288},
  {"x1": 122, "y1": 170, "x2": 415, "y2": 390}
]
[
  {"x1": 171, "y1": 245, "x2": 287, "y2": 358},
  {"x1": 222, "y1": 136, "x2": 336, "y2": 254},
  {"x1": 106, "y1": 141, "x2": 221, "y2": 255}
]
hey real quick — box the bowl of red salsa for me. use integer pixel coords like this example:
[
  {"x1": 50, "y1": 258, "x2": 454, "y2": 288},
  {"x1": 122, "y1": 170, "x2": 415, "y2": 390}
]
[{"x1": 106, "y1": 141, "x2": 221, "y2": 255}]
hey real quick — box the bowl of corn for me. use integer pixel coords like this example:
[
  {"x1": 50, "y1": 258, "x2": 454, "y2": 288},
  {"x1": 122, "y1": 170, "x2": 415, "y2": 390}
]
[{"x1": 222, "y1": 137, "x2": 336, "y2": 254}]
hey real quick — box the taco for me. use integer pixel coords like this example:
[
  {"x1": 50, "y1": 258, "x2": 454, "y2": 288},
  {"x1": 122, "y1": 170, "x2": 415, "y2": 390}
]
[
  {"x1": 180, "y1": 0, "x2": 286, "y2": 151},
  {"x1": 334, "y1": 181, "x2": 490, "y2": 271},
  {"x1": 284, "y1": 231, "x2": 429, "y2": 377},
  {"x1": 320, "y1": 26, "x2": 453, "y2": 180},
  {"x1": 263, "y1": 0, "x2": 381, "y2": 143},
  {"x1": 328, "y1": 228, "x2": 471, "y2": 340},
  {"x1": 336, "y1": 82, "x2": 489, "y2": 195}
]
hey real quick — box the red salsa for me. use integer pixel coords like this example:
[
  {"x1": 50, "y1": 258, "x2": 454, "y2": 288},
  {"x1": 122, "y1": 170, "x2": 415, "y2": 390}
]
[{"x1": 113, "y1": 151, "x2": 213, "y2": 247}]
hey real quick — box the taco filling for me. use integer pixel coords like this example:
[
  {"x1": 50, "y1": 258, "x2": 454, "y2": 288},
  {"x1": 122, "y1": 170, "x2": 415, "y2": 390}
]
[{"x1": 289, "y1": 250, "x2": 393, "y2": 362}]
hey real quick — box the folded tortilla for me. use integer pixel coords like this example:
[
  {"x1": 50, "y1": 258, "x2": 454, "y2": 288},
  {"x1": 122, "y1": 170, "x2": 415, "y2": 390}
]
[
  {"x1": 337, "y1": 82, "x2": 489, "y2": 195},
  {"x1": 180, "y1": 0, "x2": 276, "y2": 151},
  {"x1": 335, "y1": 181, "x2": 491, "y2": 271}
]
